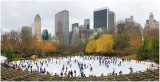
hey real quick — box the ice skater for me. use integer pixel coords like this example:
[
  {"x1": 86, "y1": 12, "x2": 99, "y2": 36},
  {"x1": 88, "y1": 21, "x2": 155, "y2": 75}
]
[{"x1": 90, "y1": 66, "x2": 93, "y2": 72}]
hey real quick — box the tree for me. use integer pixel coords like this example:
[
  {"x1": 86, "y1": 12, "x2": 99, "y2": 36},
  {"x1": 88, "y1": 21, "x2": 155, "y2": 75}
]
[
  {"x1": 1, "y1": 33, "x2": 9, "y2": 51},
  {"x1": 136, "y1": 37, "x2": 159, "y2": 63},
  {"x1": 136, "y1": 37, "x2": 150, "y2": 60},
  {"x1": 96, "y1": 34, "x2": 114, "y2": 53},
  {"x1": 114, "y1": 31, "x2": 130, "y2": 49},
  {"x1": 150, "y1": 38, "x2": 159, "y2": 63},
  {"x1": 5, "y1": 46, "x2": 13, "y2": 62},
  {"x1": 144, "y1": 28, "x2": 159, "y2": 39},
  {"x1": 85, "y1": 40, "x2": 97, "y2": 53},
  {"x1": 41, "y1": 41, "x2": 56, "y2": 56},
  {"x1": 8, "y1": 30, "x2": 20, "y2": 54},
  {"x1": 37, "y1": 49, "x2": 42, "y2": 57},
  {"x1": 20, "y1": 26, "x2": 32, "y2": 56},
  {"x1": 129, "y1": 27, "x2": 142, "y2": 54},
  {"x1": 85, "y1": 34, "x2": 114, "y2": 54}
]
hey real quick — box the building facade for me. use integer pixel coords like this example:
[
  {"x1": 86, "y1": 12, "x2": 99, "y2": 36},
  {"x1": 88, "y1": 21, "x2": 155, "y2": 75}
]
[
  {"x1": 84, "y1": 19, "x2": 90, "y2": 29},
  {"x1": 41, "y1": 29, "x2": 49, "y2": 41},
  {"x1": 108, "y1": 11, "x2": 116, "y2": 33},
  {"x1": 52, "y1": 35, "x2": 59, "y2": 43},
  {"x1": 145, "y1": 12, "x2": 159, "y2": 28},
  {"x1": 72, "y1": 23, "x2": 79, "y2": 31},
  {"x1": 21, "y1": 26, "x2": 32, "y2": 41},
  {"x1": 125, "y1": 16, "x2": 134, "y2": 23},
  {"x1": 71, "y1": 27, "x2": 80, "y2": 45},
  {"x1": 94, "y1": 7, "x2": 110, "y2": 32},
  {"x1": 34, "y1": 14, "x2": 41, "y2": 41},
  {"x1": 55, "y1": 10, "x2": 69, "y2": 44},
  {"x1": 56, "y1": 20, "x2": 64, "y2": 43}
]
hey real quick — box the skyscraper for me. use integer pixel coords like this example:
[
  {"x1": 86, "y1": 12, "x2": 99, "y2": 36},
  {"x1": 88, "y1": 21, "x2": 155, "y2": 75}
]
[
  {"x1": 34, "y1": 14, "x2": 41, "y2": 41},
  {"x1": 70, "y1": 23, "x2": 79, "y2": 44},
  {"x1": 84, "y1": 19, "x2": 90, "y2": 29},
  {"x1": 56, "y1": 20, "x2": 64, "y2": 43},
  {"x1": 71, "y1": 27, "x2": 80, "y2": 45},
  {"x1": 108, "y1": 11, "x2": 116, "y2": 33},
  {"x1": 72, "y1": 23, "x2": 79, "y2": 31},
  {"x1": 94, "y1": 7, "x2": 110, "y2": 32},
  {"x1": 55, "y1": 10, "x2": 69, "y2": 44},
  {"x1": 21, "y1": 26, "x2": 32, "y2": 41},
  {"x1": 145, "y1": 12, "x2": 159, "y2": 28},
  {"x1": 41, "y1": 29, "x2": 49, "y2": 41}
]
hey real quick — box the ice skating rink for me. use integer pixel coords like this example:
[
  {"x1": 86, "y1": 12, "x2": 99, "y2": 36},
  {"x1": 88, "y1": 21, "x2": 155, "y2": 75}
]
[{"x1": 12, "y1": 56, "x2": 158, "y2": 77}]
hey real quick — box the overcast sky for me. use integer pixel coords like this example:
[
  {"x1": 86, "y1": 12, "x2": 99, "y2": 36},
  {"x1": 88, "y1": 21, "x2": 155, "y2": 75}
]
[{"x1": 1, "y1": 0, "x2": 160, "y2": 35}]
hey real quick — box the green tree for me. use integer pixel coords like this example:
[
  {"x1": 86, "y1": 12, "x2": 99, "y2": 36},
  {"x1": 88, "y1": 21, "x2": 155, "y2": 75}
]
[
  {"x1": 5, "y1": 46, "x2": 13, "y2": 62},
  {"x1": 136, "y1": 37, "x2": 150, "y2": 60},
  {"x1": 37, "y1": 49, "x2": 42, "y2": 57},
  {"x1": 114, "y1": 31, "x2": 130, "y2": 49},
  {"x1": 150, "y1": 38, "x2": 159, "y2": 63}
]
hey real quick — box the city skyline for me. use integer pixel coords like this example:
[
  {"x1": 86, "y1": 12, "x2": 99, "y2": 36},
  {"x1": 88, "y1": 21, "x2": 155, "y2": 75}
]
[{"x1": 1, "y1": 0, "x2": 159, "y2": 36}]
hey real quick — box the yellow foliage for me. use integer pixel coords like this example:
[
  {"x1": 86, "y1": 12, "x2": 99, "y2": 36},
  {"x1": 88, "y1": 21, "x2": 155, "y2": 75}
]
[
  {"x1": 31, "y1": 55, "x2": 37, "y2": 60},
  {"x1": 85, "y1": 34, "x2": 114, "y2": 53},
  {"x1": 96, "y1": 34, "x2": 114, "y2": 53},
  {"x1": 85, "y1": 40, "x2": 97, "y2": 53}
]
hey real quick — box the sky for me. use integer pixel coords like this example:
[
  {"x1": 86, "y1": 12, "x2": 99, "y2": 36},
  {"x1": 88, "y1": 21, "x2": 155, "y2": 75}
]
[{"x1": 1, "y1": 0, "x2": 160, "y2": 35}]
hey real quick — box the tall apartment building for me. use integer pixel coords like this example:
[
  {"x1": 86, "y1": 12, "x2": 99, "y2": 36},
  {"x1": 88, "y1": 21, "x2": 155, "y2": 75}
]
[
  {"x1": 41, "y1": 29, "x2": 49, "y2": 41},
  {"x1": 55, "y1": 10, "x2": 69, "y2": 44},
  {"x1": 145, "y1": 12, "x2": 159, "y2": 28},
  {"x1": 94, "y1": 7, "x2": 110, "y2": 32},
  {"x1": 94, "y1": 7, "x2": 116, "y2": 33},
  {"x1": 108, "y1": 11, "x2": 116, "y2": 33},
  {"x1": 72, "y1": 23, "x2": 79, "y2": 31},
  {"x1": 34, "y1": 14, "x2": 41, "y2": 41},
  {"x1": 21, "y1": 26, "x2": 32, "y2": 41},
  {"x1": 84, "y1": 19, "x2": 90, "y2": 30}
]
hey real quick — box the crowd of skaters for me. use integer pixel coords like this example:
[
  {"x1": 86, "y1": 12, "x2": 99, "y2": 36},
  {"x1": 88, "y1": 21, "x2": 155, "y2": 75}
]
[{"x1": 1, "y1": 56, "x2": 157, "y2": 77}]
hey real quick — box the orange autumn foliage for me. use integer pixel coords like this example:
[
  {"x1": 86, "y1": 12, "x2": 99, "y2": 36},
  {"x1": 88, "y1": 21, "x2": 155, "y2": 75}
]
[
  {"x1": 41, "y1": 41, "x2": 56, "y2": 55},
  {"x1": 32, "y1": 40, "x2": 56, "y2": 56}
]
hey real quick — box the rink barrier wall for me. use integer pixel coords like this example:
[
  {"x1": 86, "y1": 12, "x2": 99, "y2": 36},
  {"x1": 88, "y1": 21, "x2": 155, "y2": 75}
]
[{"x1": 130, "y1": 60, "x2": 150, "y2": 66}]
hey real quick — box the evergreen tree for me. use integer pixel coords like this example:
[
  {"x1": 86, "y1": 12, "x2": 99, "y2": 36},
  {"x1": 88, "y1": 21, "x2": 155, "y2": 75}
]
[
  {"x1": 136, "y1": 37, "x2": 150, "y2": 60},
  {"x1": 37, "y1": 49, "x2": 42, "y2": 57},
  {"x1": 150, "y1": 38, "x2": 159, "y2": 63},
  {"x1": 5, "y1": 46, "x2": 13, "y2": 62}
]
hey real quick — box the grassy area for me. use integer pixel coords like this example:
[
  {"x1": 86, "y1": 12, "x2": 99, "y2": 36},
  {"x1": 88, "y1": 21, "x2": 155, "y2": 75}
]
[{"x1": 121, "y1": 54, "x2": 137, "y2": 60}]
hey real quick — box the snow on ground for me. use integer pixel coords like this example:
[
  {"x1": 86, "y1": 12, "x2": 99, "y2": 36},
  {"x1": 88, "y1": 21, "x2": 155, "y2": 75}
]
[{"x1": 13, "y1": 56, "x2": 158, "y2": 77}]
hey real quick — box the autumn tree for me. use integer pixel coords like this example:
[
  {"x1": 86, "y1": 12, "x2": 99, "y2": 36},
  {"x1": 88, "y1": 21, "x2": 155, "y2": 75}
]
[
  {"x1": 55, "y1": 43, "x2": 71, "y2": 55},
  {"x1": 41, "y1": 41, "x2": 56, "y2": 56},
  {"x1": 1, "y1": 33, "x2": 9, "y2": 51},
  {"x1": 8, "y1": 30, "x2": 20, "y2": 54},
  {"x1": 85, "y1": 34, "x2": 114, "y2": 54},
  {"x1": 96, "y1": 34, "x2": 114, "y2": 53},
  {"x1": 32, "y1": 40, "x2": 42, "y2": 55},
  {"x1": 129, "y1": 27, "x2": 142, "y2": 54},
  {"x1": 114, "y1": 31, "x2": 130, "y2": 49},
  {"x1": 144, "y1": 27, "x2": 159, "y2": 39},
  {"x1": 20, "y1": 26, "x2": 32, "y2": 57},
  {"x1": 85, "y1": 40, "x2": 97, "y2": 53}
]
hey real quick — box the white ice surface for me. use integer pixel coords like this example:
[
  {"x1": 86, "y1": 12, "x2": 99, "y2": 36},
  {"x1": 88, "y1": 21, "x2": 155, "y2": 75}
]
[{"x1": 13, "y1": 56, "x2": 158, "y2": 77}]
